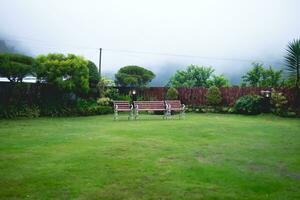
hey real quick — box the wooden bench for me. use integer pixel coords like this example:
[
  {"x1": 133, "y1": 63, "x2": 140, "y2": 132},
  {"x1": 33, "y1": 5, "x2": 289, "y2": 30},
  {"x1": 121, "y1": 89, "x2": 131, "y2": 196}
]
[
  {"x1": 113, "y1": 101, "x2": 133, "y2": 120},
  {"x1": 165, "y1": 100, "x2": 185, "y2": 118},
  {"x1": 133, "y1": 101, "x2": 167, "y2": 119}
]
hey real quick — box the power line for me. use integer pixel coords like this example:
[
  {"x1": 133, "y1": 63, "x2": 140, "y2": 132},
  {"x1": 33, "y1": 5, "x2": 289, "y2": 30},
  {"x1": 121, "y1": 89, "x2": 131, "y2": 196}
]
[{"x1": 2, "y1": 36, "x2": 284, "y2": 64}]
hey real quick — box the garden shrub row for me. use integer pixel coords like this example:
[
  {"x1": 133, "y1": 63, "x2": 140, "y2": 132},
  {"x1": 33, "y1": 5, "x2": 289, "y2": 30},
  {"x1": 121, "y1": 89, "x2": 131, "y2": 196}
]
[
  {"x1": 185, "y1": 86, "x2": 297, "y2": 117},
  {"x1": 0, "y1": 98, "x2": 113, "y2": 119}
]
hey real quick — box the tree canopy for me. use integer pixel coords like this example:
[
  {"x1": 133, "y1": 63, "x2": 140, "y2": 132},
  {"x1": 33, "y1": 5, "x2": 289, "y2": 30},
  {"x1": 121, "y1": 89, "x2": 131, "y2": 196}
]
[
  {"x1": 0, "y1": 53, "x2": 34, "y2": 82},
  {"x1": 241, "y1": 62, "x2": 282, "y2": 87},
  {"x1": 35, "y1": 53, "x2": 89, "y2": 93},
  {"x1": 115, "y1": 65, "x2": 155, "y2": 87},
  {"x1": 87, "y1": 61, "x2": 100, "y2": 85},
  {"x1": 168, "y1": 65, "x2": 229, "y2": 88}
]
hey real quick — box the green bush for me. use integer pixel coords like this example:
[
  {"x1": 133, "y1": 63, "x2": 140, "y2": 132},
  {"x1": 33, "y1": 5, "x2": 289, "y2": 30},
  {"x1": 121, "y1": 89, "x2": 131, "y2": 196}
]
[
  {"x1": 234, "y1": 95, "x2": 263, "y2": 115},
  {"x1": 97, "y1": 97, "x2": 112, "y2": 106},
  {"x1": 206, "y1": 86, "x2": 222, "y2": 105},
  {"x1": 116, "y1": 94, "x2": 131, "y2": 101},
  {"x1": 20, "y1": 105, "x2": 40, "y2": 118},
  {"x1": 270, "y1": 89, "x2": 288, "y2": 116},
  {"x1": 0, "y1": 99, "x2": 113, "y2": 118},
  {"x1": 0, "y1": 105, "x2": 40, "y2": 119},
  {"x1": 166, "y1": 87, "x2": 179, "y2": 100}
]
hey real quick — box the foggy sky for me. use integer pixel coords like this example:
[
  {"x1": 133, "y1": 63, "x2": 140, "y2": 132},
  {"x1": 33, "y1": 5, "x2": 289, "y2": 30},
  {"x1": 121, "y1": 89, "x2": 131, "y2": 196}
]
[{"x1": 1, "y1": 0, "x2": 300, "y2": 85}]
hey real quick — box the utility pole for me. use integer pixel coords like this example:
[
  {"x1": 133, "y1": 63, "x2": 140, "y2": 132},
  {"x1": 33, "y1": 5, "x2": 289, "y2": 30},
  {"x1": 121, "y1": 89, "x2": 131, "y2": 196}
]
[{"x1": 98, "y1": 48, "x2": 102, "y2": 77}]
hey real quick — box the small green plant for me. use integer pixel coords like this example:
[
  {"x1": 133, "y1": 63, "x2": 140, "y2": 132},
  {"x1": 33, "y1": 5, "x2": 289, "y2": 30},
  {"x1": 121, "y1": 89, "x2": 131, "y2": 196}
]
[
  {"x1": 97, "y1": 97, "x2": 112, "y2": 106},
  {"x1": 270, "y1": 89, "x2": 288, "y2": 116},
  {"x1": 234, "y1": 95, "x2": 263, "y2": 115},
  {"x1": 166, "y1": 87, "x2": 179, "y2": 100},
  {"x1": 206, "y1": 86, "x2": 222, "y2": 105}
]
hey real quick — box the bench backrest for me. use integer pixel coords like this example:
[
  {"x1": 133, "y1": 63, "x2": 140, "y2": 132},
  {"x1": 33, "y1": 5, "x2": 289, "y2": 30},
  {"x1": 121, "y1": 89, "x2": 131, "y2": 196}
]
[
  {"x1": 113, "y1": 101, "x2": 131, "y2": 110},
  {"x1": 165, "y1": 100, "x2": 182, "y2": 109},
  {"x1": 133, "y1": 101, "x2": 166, "y2": 110}
]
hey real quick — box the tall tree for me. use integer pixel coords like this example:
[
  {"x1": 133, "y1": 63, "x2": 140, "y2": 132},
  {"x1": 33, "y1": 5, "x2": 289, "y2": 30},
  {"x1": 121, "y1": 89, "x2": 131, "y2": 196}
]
[
  {"x1": 169, "y1": 65, "x2": 228, "y2": 88},
  {"x1": 35, "y1": 53, "x2": 89, "y2": 93},
  {"x1": 0, "y1": 53, "x2": 34, "y2": 82},
  {"x1": 284, "y1": 38, "x2": 300, "y2": 88},
  {"x1": 208, "y1": 75, "x2": 229, "y2": 88},
  {"x1": 87, "y1": 61, "x2": 100, "y2": 95},
  {"x1": 115, "y1": 65, "x2": 155, "y2": 87},
  {"x1": 242, "y1": 62, "x2": 282, "y2": 87}
]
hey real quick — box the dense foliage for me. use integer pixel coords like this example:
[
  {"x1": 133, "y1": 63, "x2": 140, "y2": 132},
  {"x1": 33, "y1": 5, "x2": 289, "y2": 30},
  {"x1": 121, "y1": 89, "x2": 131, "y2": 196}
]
[
  {"x1": 166, "y1": 87, "x2": 179, "y2": 100},
  {"x1": 206, "y1": 86, "x2": 222, "y2": 106},
  {"x1": 35, "y1": 53, "x2": 89, "y2": 93},
  {"x1": 285, "y1": 38, "x2": 300, "y2": 88},
  {"x1": 234, "y1": 95, "x2": 263, "y2": 115},
  {"x1": 0, "y1": 53, "x2": 34, "y2": 82},
  {"x1": 169, "y1": 65, "x2": 229, "y2": 88},
  {"x1": 270, "y1": 89, "x2": 288, "y2": 116},
  {"x1": 115, "y1": 65, "x2": 155, "y2": 87},
  {"x1": 0, "y1": 98, "x2": 113, "y2": 119},
  {"x1": 242, "y1": 62, "x2": 282, "y2": 87},
  {"x1": 88, "y1": 61, "x2": 100, "y2": 95}
]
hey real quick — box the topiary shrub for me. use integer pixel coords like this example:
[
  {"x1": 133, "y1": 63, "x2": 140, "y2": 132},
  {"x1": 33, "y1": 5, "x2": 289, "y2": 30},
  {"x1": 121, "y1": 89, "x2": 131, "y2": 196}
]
[
  {"x1": 166, "y1": 87, "x2": 179, "y2": 100},
  {"x1": 234, "y1": 95, "x2": 263, "y2": 115},
  {"x1": 206, "y1": 86, "x2": 222, "y2": 106}
]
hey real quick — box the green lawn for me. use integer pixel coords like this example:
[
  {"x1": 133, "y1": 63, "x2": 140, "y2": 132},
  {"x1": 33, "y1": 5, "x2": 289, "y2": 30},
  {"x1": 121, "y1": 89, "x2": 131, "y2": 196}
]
[{"x1": 0, "y1": 114, "x2": 300, "y2": 200}]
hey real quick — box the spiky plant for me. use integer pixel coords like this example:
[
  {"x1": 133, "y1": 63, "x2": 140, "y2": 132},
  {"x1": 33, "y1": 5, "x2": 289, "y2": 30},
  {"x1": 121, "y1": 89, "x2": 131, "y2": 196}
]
[{"x1": 284, "y1": 39, "x2": 300, "y2": 88}]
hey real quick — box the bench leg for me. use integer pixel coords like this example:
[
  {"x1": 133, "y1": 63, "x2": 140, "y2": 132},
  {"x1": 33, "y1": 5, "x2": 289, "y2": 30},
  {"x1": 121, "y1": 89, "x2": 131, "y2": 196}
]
[
  {"x1": 179, "y1": 110, "x2": 185, "y2": 119},
  {"x1": 163, "y1": 110, "x2": 167, "y2": 119},
  {"x1": 134, "y1": 109, "x2": 139, "y2": 120},
  {"x1": 128, "y1": 109, "x2": 134, "y2": 120},
  {"x1": 114, "y1": 110, "x2": 118, "y2": 120},
  {"x1": 167, "y1": 109, "x2": 172, "y2": 119}
]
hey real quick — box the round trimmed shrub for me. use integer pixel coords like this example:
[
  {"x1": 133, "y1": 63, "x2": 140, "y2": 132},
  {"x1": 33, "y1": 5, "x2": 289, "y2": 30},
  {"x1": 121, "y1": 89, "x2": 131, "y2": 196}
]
[
  {"x1": 206, "y1": 86, "x2": 222, "y2": 105},
  {"x1": 234, "y1": 95, "x2": 263, "y2": 115}
]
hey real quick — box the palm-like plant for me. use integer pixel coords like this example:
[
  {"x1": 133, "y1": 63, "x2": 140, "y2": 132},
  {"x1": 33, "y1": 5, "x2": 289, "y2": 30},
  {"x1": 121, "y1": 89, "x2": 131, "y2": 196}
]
[{"x1": 284, "y1": 39, "x2": 300, "y2": 88}]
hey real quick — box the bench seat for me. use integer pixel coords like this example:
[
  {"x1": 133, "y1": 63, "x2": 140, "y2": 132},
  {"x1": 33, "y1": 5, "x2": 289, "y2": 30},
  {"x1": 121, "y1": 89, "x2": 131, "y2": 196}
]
[
  {"x1": 133, "y1": 101, "x2": 167, "y2": 119},
  {"x1": 113, "y1": 101, "x2": 133, "y2": 120}
]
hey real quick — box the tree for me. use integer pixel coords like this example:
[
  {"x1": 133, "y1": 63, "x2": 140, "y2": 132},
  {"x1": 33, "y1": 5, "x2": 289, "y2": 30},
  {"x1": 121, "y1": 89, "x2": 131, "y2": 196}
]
[
  {"x1": 0, "y1": 53, "x2": 34, "y2": 82},
  {"x1": 87, "y1": 61, "x2": 100, "y2": 95},
  {"x1": 261, "y1": 66, "x2": 282, "y2": 87},
  {"x1": 284, "y1": 38, "x2": 300, "y2": 88},
  {"x1": 242, "y1": 62, "x2": 282, "y2": 87},
  {"x1": 88, "y1": 61, "x2": 100, "y2": 85},
  {"x1": 115, "y1": 65, "x2": 155, "y2": 87},
  {"x1": 208, "y1": 75, "x2": 229, "y2": 88},
  {"x1": 35, "y1": 53, "x2": 89, "y2": 93},
  {"x1": 169, "y1": 65, "x2": 229, "y2": 88}
]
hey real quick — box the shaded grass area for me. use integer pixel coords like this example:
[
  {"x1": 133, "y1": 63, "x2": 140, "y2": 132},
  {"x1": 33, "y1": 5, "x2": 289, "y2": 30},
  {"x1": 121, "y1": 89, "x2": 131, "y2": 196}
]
[{"x1": 0, "y1": 114, "x2": 300, "y2": 199}]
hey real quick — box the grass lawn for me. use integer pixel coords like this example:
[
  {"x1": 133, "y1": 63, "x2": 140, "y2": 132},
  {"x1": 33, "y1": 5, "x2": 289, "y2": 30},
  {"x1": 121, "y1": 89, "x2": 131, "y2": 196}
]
[{"x1": 0, "y1": 113, "x2": 300, "y2": 200}]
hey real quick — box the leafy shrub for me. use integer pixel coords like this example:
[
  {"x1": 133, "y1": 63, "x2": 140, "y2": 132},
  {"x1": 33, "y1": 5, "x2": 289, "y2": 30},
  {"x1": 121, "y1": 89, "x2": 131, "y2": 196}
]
[
  {"x1": 206, "y1": 86, "x2": 222, "y2": 105},
  {"x1": 166, "y1": 87, "x2": 179, "y2": 100},
  {"x1": 0, "y1": 105, "x2": 40, "y2": 119},
  {"x1": 270, "y1": 89, "x2": 288, "y2": 116},
  {"x1": 75, "y1": 98, "x2": 113, "y2": 116},
  {"x1": 97, "y1": 97, "x2": 112, "y2": 106},
  {"x1": 40, "y1": 99, "x2": 113, "y2": 117},
  {"x1": 234, "y1": 95, "x2": 263, "y2": 115},
  {"x1": 115, "y1": 94, "x2": 131, "y2": 101},
  {"x1": 20, "y1": 105, "x2": 40, "y2": 118}
]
